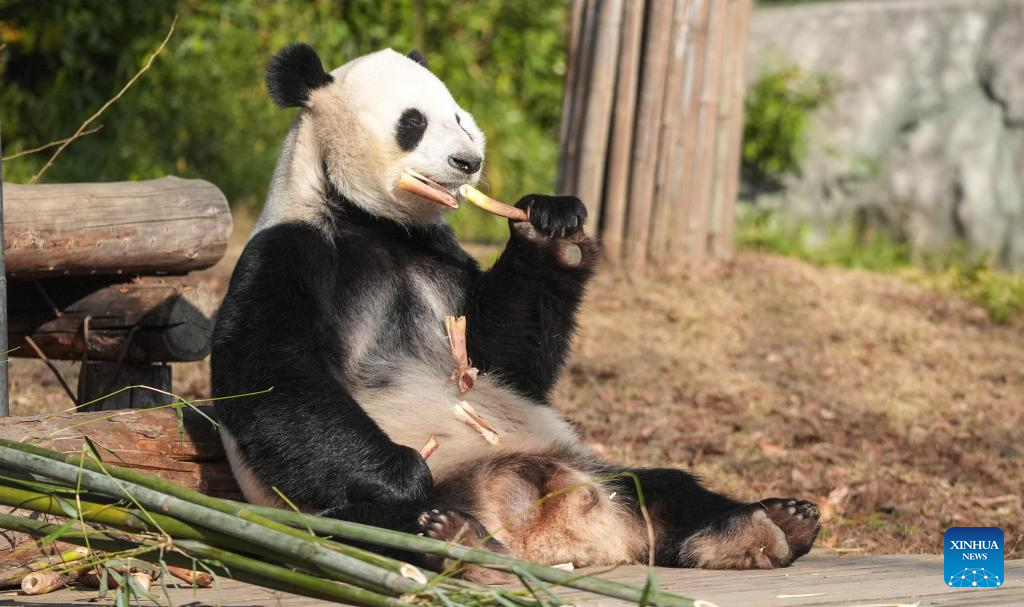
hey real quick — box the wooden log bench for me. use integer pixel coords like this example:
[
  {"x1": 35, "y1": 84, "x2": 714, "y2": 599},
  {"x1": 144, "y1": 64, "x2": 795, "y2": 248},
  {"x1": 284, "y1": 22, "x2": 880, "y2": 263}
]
[{"x1": 3, "y1": 176, "x2": 231, "y2": 409}]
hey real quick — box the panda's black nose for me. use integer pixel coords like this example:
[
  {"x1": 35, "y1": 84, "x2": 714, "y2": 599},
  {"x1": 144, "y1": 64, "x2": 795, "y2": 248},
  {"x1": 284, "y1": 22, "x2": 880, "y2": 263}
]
[{"x1": 448, "y1": 154, "x2": 482, "y2": 175}]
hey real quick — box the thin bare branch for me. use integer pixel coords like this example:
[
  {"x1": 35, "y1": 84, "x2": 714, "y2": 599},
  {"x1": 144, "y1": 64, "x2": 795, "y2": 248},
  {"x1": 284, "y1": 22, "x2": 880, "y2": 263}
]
[
  {"x1": 29, "y1": 16, "x2": 177, "y2": 184},
  {"x1": 2, "y1": 126, "x2": 103, "y2": 161}
]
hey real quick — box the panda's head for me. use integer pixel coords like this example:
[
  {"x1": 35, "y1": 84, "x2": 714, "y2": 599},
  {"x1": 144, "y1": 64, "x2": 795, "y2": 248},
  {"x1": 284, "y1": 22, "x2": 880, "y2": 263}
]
[{"x1": 267, "y1": 44, "x2": 485, "y2": 225}]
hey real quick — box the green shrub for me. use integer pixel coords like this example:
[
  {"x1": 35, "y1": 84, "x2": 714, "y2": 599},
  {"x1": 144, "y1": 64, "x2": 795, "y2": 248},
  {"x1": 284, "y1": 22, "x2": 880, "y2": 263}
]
[{"x1": 742, "y1": 64, "x2": 831, "y2": 188}]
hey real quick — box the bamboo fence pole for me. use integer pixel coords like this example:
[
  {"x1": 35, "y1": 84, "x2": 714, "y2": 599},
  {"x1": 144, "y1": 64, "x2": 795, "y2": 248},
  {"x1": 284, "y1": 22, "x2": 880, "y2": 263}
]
[
  {"x1": 668, "y1": 0, "x2": 711, "y2": 263},
  {"x1": 684, "y1": 0, "x2": 729, "y2": 266},
  {"x1": 707, "y1": 0, "x2": 743, "y2": 260},
  {"x1": 648, "y1": 0, "x2": 693, "y2": 265},
  {"x1": 558, "y1": 0, "x2": 598, "y2": 194},
  {"x1": 598, "y1": 0, "x2": 645, "y2": 263},
  {"x1": 575, "y1": 0, "x2": 624, "y2": 225},
  {"x1": 624, "y1": 0, "x2": 675, "y2": 271},
  {"x1": 715, "y1": 0, "x2": 753, "y2": 260},
  {"x1": 557, "y1": 0, "x2": 586, "y2": 193}
]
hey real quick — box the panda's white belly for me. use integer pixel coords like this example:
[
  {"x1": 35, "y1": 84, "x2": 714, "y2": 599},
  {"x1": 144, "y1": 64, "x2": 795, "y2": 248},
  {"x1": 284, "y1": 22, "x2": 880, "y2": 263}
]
[{"x1": 353, "y1": 366, "x2": 579, "y2": 481}]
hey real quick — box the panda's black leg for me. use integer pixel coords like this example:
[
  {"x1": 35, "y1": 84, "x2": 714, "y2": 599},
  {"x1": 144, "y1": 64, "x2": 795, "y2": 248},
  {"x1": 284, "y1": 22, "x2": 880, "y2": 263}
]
[
  {"x1": 678, "y1": 499, "x2": 820, "y2": 569},
  {"x1": 415, "y1": 509, "x2": 514, "y2": 584},
  {"x1": 607, "y1": 467, "x2": 819, "y2": 569}
]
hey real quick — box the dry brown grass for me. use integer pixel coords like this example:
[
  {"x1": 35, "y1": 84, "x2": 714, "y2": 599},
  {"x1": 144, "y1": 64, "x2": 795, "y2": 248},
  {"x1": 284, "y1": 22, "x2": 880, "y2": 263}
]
[
  {"x1": 9, "y1": 214, "x2": 1022, "y2": 558},
  {"x1": 560, "y1": 254, "x2": 1023, "y2": 558}
]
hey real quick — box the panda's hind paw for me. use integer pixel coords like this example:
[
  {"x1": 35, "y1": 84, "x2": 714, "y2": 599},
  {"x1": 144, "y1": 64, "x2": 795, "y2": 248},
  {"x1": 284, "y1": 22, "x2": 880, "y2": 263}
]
[
  {"x1": 415, "y1": 509, "x2": 513, "y2": 583},
  {"x1": 759, "y1": 498, "x2": 820, "y2": 560}
]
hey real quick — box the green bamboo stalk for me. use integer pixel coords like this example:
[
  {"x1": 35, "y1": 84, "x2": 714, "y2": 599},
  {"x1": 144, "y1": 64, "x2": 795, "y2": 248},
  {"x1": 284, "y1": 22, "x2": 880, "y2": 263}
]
[
  {"x1": 246, "y1": 504, "x2": 690, "y2": 606},
  {"x1": 0, "y1": 440, "x2": 697, "y2": 607},
  {"x1": 0, "y1": 513, "x2": 408, "y2": 607},
  {"x1": 0, "y1": 441, "x2": 419, "y2": 596},
  {"x1": 172, "y1": 540, "x2": 411, "y2": 607},
  {"x1": 0, "y1": 474, "x2": 417, "y2": 582},
  {"x1": 0, "y1": 483, "x2": 259, "y2": 555},
  {"x1": 0, "y1": 481, "x2": 441, "y2": 589}
]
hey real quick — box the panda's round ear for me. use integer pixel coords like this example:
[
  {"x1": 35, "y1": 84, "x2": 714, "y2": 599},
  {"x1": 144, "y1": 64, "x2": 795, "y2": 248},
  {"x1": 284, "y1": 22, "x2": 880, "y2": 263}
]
[
  {"x1": 407, "y1": 49, "x2": 429, "y2": 70},
  {"x1": 266, "y1": 43, "x2": 334, "y2": 108}
]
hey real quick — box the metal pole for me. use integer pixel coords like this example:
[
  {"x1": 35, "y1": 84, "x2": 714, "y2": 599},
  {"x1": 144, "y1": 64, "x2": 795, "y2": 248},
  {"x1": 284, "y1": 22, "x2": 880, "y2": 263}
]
[{"x1": 0, "y1": 122, "x2": 9, "y2": 416}]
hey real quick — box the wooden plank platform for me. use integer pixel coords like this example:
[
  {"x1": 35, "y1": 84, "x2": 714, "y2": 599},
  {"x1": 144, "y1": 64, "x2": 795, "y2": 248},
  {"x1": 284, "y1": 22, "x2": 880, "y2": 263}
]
[{"x1": 6, "y1": 555, "x2": 1022, "y2": 607}]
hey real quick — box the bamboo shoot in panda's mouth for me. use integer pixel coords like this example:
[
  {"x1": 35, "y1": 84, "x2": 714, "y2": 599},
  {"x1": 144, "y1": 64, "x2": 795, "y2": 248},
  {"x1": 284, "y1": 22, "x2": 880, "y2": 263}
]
[{"x1": 398, "y1": 169, "x2": 460, "y2": 209}]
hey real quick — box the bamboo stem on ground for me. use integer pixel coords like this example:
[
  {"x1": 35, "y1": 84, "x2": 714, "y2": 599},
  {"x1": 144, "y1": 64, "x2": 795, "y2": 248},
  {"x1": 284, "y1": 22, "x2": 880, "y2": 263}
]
[
  {"x1": 0, "y1": 514, "x2": 406, "y2": 607},
  {"x1": 0, "y1": 441, "x2": 421, "y2": 596},
  {"x1": 0, "y1": 440, "x2": 700, "y2": 607},
  {"x1": 244, "y1": 505, "x2": 698, "y2": 607}
]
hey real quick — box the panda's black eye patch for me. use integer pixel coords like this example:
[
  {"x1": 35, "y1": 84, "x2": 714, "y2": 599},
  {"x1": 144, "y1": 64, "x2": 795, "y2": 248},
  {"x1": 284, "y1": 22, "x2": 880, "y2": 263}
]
[{"x1": 396, "y1": 108, "x2": 428, "y2": 152}]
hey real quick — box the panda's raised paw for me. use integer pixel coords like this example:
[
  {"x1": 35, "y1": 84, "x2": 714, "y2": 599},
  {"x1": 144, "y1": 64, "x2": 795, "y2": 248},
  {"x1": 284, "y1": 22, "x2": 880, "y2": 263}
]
[{"x1": 515, "y1": 194, "x2": 588, "y2": 239}]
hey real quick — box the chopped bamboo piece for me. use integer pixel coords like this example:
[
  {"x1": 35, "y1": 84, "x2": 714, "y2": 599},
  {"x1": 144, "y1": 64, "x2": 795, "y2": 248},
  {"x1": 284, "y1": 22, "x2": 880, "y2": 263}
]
[
  {"x1": 458, "y1": 185, "x2": 528, "y2": 222},
  {"x1": 20, "y1": 571, "x2": 74, "y2": 595},
  {"x1": 451, "y1": 401, "x2": 500, "y2": 445},
  {"x1": 443, "y1": 315, "x2": 479, "y2": 393},
  {"x1": 166, "y1": 565, "x2": 214, "y2": 588},
  {"x1": 418, "y1": 436, "x2": 440, "y2": 460},
  {"x1": 0, "y1": 546, "x2": 89, "y2": 587}
]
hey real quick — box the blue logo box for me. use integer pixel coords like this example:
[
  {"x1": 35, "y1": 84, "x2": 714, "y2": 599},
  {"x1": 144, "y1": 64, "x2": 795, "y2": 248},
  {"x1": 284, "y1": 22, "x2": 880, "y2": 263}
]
[{"x1": 944, "y1": 527, "x2": 1004, "y2": 588}]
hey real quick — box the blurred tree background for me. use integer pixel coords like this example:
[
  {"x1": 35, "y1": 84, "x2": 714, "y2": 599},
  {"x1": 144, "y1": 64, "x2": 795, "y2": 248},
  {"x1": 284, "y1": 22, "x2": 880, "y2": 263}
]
[{"x1": 0, "y1": 0, "x2": 567, "y2": 241}]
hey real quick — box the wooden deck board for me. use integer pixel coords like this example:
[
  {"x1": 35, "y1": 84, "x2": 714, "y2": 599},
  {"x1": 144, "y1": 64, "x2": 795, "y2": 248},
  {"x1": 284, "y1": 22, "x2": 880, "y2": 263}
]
[{"x1": 5, "y1": 555, "x2": 1022, "y2": 607}]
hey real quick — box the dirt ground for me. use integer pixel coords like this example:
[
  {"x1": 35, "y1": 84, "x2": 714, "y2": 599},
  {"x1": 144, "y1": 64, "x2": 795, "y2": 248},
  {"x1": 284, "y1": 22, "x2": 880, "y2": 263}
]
[{"x1": 9, "y1": 212, "x2": 1023, "y2": 559}]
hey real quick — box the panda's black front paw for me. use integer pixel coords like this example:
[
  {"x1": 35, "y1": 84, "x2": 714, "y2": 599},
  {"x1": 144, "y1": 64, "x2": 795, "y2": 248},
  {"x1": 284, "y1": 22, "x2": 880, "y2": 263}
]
[{"x1": 515, "y1": 194, "x2": 587, "y2": 239}]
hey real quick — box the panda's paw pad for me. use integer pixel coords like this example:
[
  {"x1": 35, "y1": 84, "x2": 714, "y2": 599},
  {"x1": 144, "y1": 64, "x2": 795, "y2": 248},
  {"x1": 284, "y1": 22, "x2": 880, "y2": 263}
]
[
  {"x1": 417, "y1": 509, "x2": 480, "y2": 545},
  {"x1": 760, "y1": 498, "x2": 820, "y2": 556}
]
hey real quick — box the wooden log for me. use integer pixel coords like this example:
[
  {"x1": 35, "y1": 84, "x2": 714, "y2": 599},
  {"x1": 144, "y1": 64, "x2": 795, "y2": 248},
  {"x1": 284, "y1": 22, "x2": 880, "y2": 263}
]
[
  {"x1": 599, "y1": 0, "x2": 646, "y2": 263},
  {"x1": 0, "y1": 407, "x2": 240, "y2": 499},
  {"x1": 624, "y1": 0, "x2": 675, "y2": 271},
  {"x1": 648, "y1": 0, "x2": 693, "y2": 265},
  {"x1": 7, "y1": 277, "x2": 217, "y2": 363},
  {"x1": 714, "y1": 0, "x2": 753, "y2": 260},
  {"x1": 574, "y1": 0, "x2": 624, "y2": 226},
  {"x1": 3, "y1": 176, "x2": 231, "y2": 278}
]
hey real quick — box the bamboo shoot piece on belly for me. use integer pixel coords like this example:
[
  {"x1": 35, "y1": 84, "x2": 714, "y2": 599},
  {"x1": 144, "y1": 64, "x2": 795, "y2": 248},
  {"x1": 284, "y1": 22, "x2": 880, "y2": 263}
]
[
  {"x1": 418, "y1": 436, "x2": 440, "y2": 460},
  {"x1": 451, "y1": 401, "x2": 500, "y2": 445},
  {"x1": 444, "y1": 315, "x2": 478, "y2": 393}
]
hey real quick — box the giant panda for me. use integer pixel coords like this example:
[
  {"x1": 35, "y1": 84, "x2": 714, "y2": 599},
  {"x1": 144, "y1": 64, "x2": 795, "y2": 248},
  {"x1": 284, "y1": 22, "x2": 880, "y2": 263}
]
[{"x1": 211, "y1": 43, "x2": 820, "y2": 579}]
